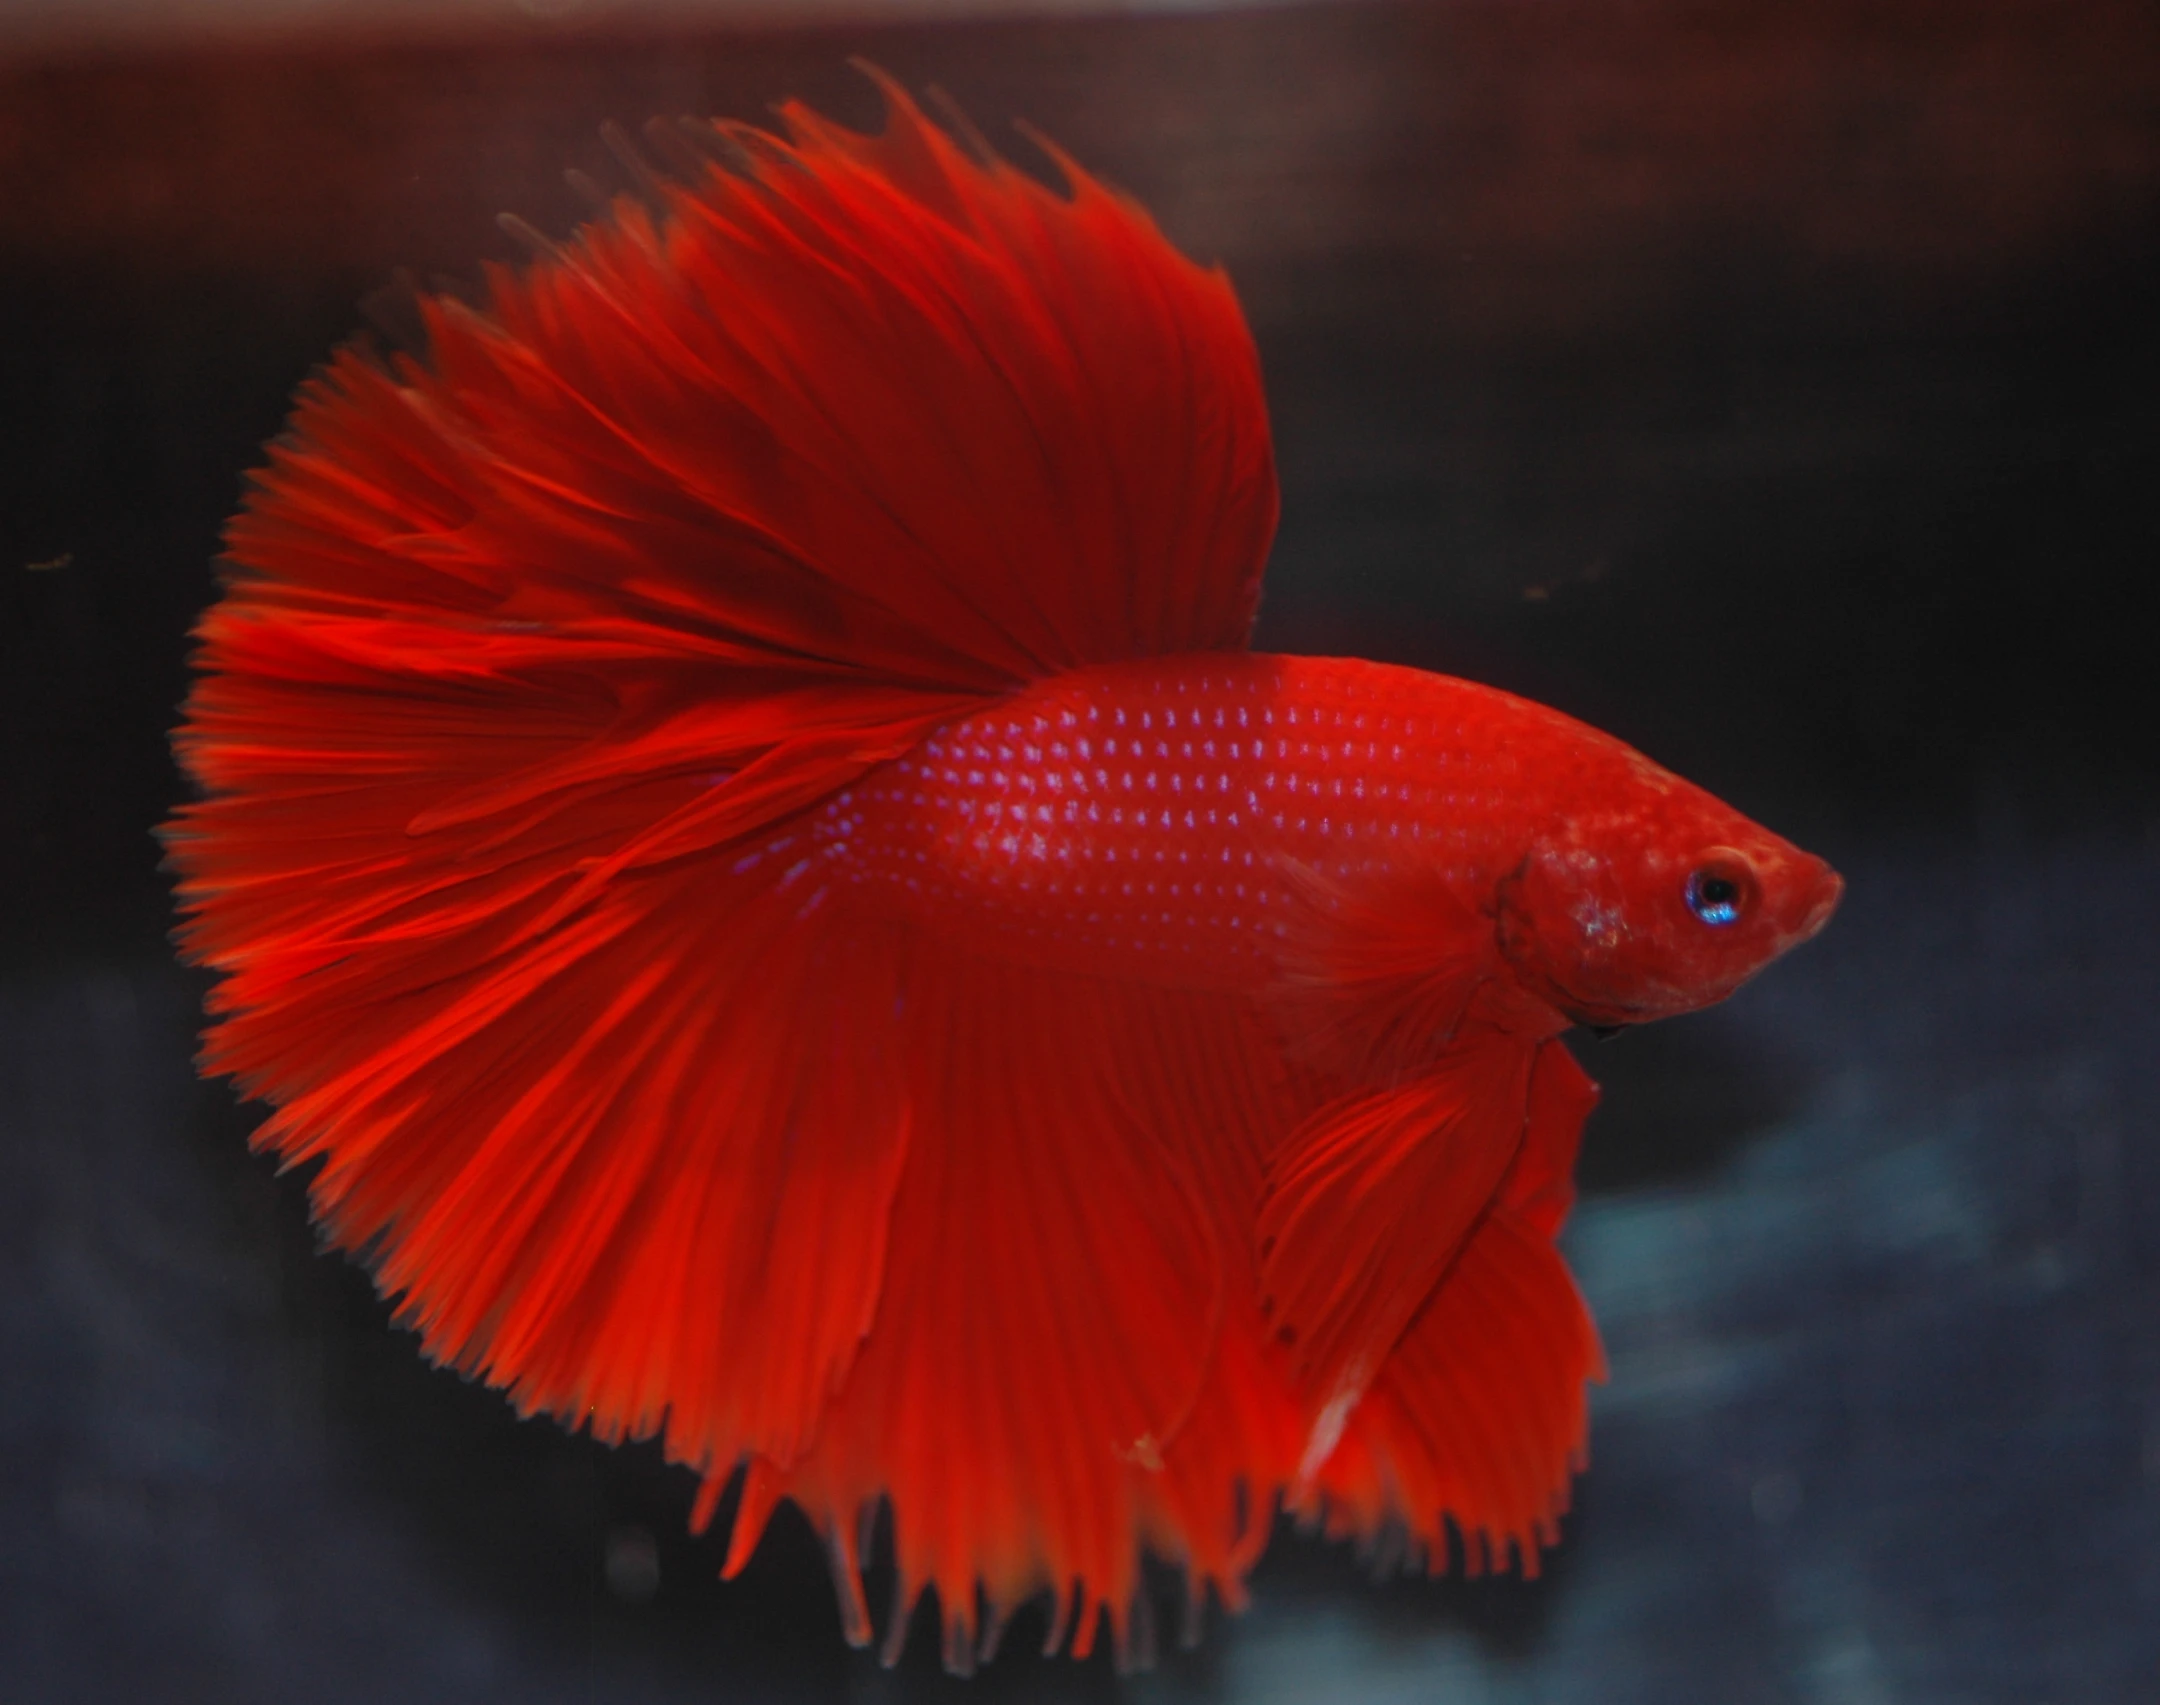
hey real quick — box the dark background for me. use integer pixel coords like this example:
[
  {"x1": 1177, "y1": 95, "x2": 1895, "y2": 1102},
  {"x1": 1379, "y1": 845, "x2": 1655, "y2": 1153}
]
[{"x1": 3, "y1": 2, "x2": 2157, "y2": 1699}]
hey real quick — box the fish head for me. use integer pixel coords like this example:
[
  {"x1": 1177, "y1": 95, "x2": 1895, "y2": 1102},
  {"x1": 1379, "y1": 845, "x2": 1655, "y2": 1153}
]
[{"x1": 1494, "y1": 755, "x2": 1842, "y2": 1027}]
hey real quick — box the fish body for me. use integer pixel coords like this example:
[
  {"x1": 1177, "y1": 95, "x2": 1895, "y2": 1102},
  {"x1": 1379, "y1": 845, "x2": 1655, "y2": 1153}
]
[
  {"x1": 166, "y1": 74, "x2": 1839, "y2": 1671},
  {"x1": 825, "y1": 652, "x2": 1835, "y2": 1005}
]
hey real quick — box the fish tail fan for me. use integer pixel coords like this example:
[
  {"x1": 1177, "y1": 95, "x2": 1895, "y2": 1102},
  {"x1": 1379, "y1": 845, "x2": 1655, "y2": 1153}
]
[
  {"x1": 756, "y1": 971, "x2": 1310, "y2": 1671},
  {"x1": 187, "y1": 821, "x2": 913, "y2": 1475},
  {"x1": 167, "y1": 74, "x2": 1279, "y2": 1529}
]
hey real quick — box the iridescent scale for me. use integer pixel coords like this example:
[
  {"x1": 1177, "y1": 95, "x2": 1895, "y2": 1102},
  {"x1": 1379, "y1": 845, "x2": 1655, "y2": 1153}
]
[{"x1": 813, "y1": 654, "x2": 1558, "y2": 983}]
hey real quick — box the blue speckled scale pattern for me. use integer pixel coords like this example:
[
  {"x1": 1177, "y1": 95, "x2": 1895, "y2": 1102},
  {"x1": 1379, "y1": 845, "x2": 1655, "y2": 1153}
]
[{"x1": 808, "y1": 654, "x2": 1558, "y2": 983}]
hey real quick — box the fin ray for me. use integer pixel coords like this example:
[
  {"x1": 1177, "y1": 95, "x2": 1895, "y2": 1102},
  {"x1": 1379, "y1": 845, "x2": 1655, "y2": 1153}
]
[
  {"x1": 1257, "y1": 1028, "x2": 1540, "y2": 1430},
  {"x1": 769, "y1": 965, "x2": 1309, "y2": 1661},
  {"x1": 1315, "y1": 1205, "x2": 1604, "y2": 1574}
]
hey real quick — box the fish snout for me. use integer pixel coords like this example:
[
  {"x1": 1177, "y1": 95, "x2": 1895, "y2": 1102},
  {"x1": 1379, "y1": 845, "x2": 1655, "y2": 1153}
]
[{"x1": 1781, "y1": 857, "x2": 1843, "y2": 945}]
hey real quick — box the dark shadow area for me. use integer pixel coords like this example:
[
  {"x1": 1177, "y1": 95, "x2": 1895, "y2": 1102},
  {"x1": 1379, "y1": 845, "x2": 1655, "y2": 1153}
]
[
  {"x1": 1567, "y1": 1012, "x2": 1817, "y2": 1196},
  {"x1": 1238, "y1": 1495, "x2": 1586, "y2": 1662}
]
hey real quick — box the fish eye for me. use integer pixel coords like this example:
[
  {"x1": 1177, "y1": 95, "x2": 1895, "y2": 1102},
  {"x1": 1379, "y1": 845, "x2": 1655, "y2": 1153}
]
[{"x1": 1685, "y1": 866, "x2": 1747, "y2": 927}]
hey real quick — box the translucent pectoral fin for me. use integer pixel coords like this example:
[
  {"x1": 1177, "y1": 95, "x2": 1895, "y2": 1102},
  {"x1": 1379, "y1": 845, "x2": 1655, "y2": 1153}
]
[{"x1": 1266, "y1": 855, "x2": 1495, "y2": 1082}]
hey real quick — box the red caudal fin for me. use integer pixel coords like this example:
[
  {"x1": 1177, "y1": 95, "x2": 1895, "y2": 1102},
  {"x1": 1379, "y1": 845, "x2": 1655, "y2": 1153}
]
[
  {"x1": 198, "y1": 834, "x2": 915, "y2": 1476},
  {"x1": 164, "y1": 70, "x2": 1278, "y2": 1645}
]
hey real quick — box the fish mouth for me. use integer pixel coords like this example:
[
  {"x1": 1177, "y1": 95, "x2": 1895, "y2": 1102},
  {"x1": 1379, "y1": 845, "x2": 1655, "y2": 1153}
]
[{"x1": 1791, "y1": 868, "x2": 1844, "y2": 942}]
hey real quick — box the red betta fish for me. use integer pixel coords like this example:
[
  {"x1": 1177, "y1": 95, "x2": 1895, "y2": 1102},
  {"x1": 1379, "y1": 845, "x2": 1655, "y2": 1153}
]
[{"x1": 167, "y1": 72, "x2": 1841, "y2": 1672}]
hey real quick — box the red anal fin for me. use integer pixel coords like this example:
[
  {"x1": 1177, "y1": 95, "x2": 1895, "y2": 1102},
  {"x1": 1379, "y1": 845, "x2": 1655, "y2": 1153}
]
[
  {"x1": 764, "y1": 963, "x2": 1291, "y2": 1670},
  {"x1": 1312, "y1": 1205, "x2": 1605, "y2": 1577},
  {"x1": 1257, "y1": 1027, "x2": 1539, "y2": 1465},
  {"x1": 1503, "y1": 1037, "x2": 1601, "y2": 1241}
]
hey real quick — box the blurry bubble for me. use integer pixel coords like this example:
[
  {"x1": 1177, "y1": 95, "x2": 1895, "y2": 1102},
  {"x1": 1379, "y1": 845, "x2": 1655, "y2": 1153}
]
[
  {"x1": 603, "y1": 1523, "x2": 661, "y2": 1604},
  {"x1": 1751, "y1": 1470, "x2": 1802, "y2": 1525}
]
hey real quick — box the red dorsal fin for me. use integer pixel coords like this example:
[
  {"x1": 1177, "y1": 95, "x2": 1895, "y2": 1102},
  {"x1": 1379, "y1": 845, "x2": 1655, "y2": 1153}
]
[
  {"x1": 1257, "y1": 1025, "x2": 1541, "y2": 1468},
  {"x1": 176, "y1": 74, "x2": 1276, "y2": 944},
  {"x1": 401, "y1": 63, "x2": 1276, "y2": 694}
]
